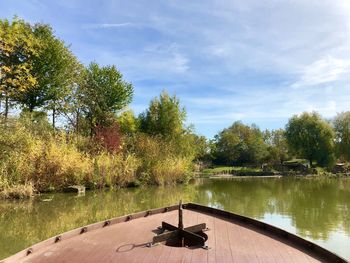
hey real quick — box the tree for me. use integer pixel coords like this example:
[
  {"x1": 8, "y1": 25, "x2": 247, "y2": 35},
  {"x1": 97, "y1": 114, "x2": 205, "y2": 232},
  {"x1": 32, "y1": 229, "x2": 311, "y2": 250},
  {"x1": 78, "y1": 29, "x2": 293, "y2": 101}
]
[
  {"x1": 139, "y1": 91, "x2": 186, "y2": 139},
  {"x1": 60, "y1": 82, "x2": 86, "y2": 133},
  {"x1": 263, "y1": 129, "x2": 289, "y2": 164},
  {"x1": 116, "y1": 110, "x2": 139, "y2": 135},
  {"x1": 192, "y1": 135, "x2": 210, "y2": 161},
  {"x1": 0, "y1": 17, "x2": 40, "y2": 121},
  {"x1": 214, "y1": 121, "x2": 268, "y2": 165},
  {"x1": 285, "y1": 112, "x2": 335, "y2": 167},
  {"x1": 17, "y1": 23, "x2": 82, "y2": 129},
  {"x1": 333, "y1": 112, "x2": 350, "y2": 161},
  {"x1": 81, "y1": 62, "x2": 133, "y2": 135}
]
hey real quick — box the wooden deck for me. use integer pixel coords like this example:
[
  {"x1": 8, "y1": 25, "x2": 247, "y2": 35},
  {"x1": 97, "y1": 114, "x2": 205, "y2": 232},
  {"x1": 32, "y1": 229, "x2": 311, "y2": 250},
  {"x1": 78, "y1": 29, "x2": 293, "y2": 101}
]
[{"x1": 2, "y1": 203, "x2": 347, "y2": 263}]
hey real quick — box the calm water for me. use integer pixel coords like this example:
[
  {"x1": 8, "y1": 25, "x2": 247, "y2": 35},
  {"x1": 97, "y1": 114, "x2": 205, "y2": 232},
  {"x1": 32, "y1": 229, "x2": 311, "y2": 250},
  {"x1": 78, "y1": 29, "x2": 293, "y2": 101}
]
[{"x1": 1, "y1": 177, "x2": 350, "y2": 260}]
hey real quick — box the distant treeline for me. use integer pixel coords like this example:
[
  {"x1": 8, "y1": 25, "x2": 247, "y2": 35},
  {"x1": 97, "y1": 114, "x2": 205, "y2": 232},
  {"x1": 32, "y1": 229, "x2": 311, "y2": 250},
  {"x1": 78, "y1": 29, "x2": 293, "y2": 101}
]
[{"x1": 210, "y1": 111, "x2": 350, "y2": 168}]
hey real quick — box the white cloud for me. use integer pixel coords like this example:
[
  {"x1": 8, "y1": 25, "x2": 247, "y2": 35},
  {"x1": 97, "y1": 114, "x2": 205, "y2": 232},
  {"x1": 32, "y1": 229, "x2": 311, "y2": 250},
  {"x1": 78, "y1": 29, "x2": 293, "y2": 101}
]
[
  {"x1": 83, "y1": 23, "x2": 133, "y2": 29},
  {"x1": 172, "y1": 53, "x2": 189, "y2": 73},
  {"x1": 292, "y1": 56, "x2": 350, "y2": 88}
]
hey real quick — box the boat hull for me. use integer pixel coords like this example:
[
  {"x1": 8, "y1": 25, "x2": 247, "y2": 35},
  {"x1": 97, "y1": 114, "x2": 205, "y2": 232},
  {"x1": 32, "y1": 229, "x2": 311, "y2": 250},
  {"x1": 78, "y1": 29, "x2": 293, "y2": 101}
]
[{"x1": 1, "y1": 203, "x2": 347, "y2": 263}]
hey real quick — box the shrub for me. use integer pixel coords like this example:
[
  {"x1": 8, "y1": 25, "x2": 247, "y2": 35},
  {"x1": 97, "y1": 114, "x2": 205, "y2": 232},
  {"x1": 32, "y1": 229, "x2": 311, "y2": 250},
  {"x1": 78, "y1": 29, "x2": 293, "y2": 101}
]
[
  {"x1": 32, "y1": 140, "x2": 92, "y2": 191},
  {"x1": 151, "y1": 157, "x2": 192, "y2": 185},
  {"x1": 91, "y1": 153, "x2": 139, "y2": 188},
  {"x1": 0, "y1": 182, "x2": 35, "y2": 199},
  {"x1": 0, "y1": 118, "x2": 195, "y2": 198},
  {"x1": 94, "y1": 122, "x2": 122, "y2": 153},
  {"x1": 132, "y1": 133, "x2": 193, "y2": 185}
]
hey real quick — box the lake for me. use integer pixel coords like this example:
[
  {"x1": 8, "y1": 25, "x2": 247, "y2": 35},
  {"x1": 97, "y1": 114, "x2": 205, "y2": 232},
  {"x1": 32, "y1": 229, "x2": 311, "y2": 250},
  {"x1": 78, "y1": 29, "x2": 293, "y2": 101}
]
[{"x1": 1, "y1": 176, "x2": 350, "y2": 260}]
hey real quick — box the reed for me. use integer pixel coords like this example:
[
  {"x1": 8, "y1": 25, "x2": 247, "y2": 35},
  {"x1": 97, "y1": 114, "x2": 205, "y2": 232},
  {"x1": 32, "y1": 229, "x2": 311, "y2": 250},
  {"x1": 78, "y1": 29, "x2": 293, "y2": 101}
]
[{"x1": 0, "y1": 120, "x2": 194, "y2": 198}]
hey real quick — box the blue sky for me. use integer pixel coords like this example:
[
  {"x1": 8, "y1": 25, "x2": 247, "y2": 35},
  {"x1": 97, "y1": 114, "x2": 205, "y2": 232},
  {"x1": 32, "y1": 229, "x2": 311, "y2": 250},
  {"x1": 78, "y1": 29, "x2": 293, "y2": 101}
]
[{"x1": 1, "y1": 0, "x2": 350, "y2": 138}]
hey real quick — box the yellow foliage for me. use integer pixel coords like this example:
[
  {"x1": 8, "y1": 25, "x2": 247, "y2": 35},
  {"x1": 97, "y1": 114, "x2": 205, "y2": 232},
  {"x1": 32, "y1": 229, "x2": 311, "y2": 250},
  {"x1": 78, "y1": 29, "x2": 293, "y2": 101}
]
[
  {"x1": 133, "y1": 133, "x2": 193, "y2": 185},
  {"x1": 0, "y1": 120, "x2": 193, "y2": 198},
  {"x1": 0, "y1": 182, "x2": 34, "y2": 199},
  {"x1": 92, "y1": 153, "x2": 140, "y2": 187},
  {"x1": 151, "y1": 157, "x2": 192, "y2": 185},
  {"x1": 32, "y1": 141, "x2": 92, "y2": 190}
]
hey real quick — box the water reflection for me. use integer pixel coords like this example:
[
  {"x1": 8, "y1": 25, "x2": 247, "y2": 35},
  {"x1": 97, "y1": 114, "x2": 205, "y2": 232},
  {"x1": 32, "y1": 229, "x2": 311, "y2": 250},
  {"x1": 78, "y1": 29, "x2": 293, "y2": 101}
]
[{"x1": 0, "y1": 177, "x2": 350, "y2": 260}]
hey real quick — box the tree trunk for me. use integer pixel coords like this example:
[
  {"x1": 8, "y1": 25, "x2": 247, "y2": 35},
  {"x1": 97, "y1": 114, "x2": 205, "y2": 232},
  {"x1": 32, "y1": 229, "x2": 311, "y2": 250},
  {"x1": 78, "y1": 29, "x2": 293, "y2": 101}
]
[
  {"x1": 4, "y1": 96, "x2": 9, "y2": 122},
  {"x1": 90, "y1": 116, "x2": 94, "y2": 137},
  {"x1": 52, "y1": 106, "x2": 56, "y2": 132},
  {"x1": 76, "y1": 111, "x2": 80, "y2": 134},
  {"x1": 309, "y1": 159, "x2": 312, "y2": 167}
]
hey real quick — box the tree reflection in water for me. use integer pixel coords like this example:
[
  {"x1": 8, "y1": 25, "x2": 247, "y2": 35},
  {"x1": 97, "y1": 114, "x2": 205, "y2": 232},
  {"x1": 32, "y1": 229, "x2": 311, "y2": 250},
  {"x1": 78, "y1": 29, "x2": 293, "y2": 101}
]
[{"x1": 1, "y1": 177, "x2": 350, "y2": 260}]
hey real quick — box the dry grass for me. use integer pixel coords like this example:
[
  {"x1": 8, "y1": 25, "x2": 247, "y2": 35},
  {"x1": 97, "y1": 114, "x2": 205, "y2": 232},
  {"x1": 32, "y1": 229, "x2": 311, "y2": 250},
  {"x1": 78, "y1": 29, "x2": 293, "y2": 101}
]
[
  {"x1": 133, "y1": 134, "x2": 193, "y2": 185},
  {"x1": 0, "y1": 120, "x2": 194, "y2": 198},
  {"x1": 0, "y1": 182, "x2": 35, "y2": 199},
  {"x1": 91, "y1": 153, "x2": 140, "y2": 188}
]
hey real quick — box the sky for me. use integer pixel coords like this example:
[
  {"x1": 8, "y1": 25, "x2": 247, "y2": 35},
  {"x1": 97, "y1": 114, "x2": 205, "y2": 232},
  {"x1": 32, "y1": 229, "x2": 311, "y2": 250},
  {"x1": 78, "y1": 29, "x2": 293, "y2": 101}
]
[{"x1": 1, "y1": 0, "x2": 350, "y2": 138}]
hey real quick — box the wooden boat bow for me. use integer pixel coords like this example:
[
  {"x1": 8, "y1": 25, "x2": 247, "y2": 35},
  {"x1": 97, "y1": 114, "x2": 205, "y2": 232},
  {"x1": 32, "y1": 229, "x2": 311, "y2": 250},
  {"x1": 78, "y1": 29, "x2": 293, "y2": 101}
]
[{"x1": 1, "y1": 202, "x2": 348, "y2": 263}]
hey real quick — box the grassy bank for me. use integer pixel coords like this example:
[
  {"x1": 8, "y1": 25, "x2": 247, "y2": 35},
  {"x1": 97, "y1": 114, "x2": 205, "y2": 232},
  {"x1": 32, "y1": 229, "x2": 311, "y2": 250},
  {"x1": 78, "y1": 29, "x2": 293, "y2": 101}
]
[
  {"x1": 201, "y1": 164, "x2": 350, "y2": 178},
  {"x1": 202, "y1": 166, "x2": 262, "y2": 175},
  {"x1": 0, "y1": 119, "x2": 194, "y2": 199}
]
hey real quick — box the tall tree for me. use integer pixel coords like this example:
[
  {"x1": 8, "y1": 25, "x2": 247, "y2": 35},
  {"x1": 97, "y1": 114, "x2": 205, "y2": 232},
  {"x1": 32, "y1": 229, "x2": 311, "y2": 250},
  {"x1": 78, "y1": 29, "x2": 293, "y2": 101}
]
[
  {"x1": 17, "y1": 24, "x2": 82, "y2": 129},
  {"x1": 139, "y1": 91, "x2": 186, "y2": 139},
  {"x1": 285, "y1": 112, "x2": 335, "y2": 167},
  {"x1": 333, "y1": 112, "x2": 350, "y2": 161},
  {"x1": 61, "y1": 83, "x2": 86, "y2": 133},
  {"x1": 0, "y1": 17, "x2": 40, "y2": 121},
  {"x1": 263, "y1": 129, "x2": 289, "y2": 164},
  {"x1": 81, "y1": 62, "x2": 133, "y2": 134},
  {"x1": 214, "y1": 121, "x2": 268, "y2": 165}
]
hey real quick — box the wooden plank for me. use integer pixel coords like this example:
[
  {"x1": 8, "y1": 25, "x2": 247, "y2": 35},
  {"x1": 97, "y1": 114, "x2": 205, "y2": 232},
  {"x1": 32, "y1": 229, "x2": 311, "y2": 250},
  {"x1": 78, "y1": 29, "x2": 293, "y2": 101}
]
[
  {"x1": 206, "y1": 213, "x2": 216, "y2": 263},
  {"x1": 213, "y1": 217, "x2": 233, "y2": 263},
  {"x1": 190, "y1": 212, "x2": 208, "y2": 263},
  {"x1": 226, "y1": 220, "x2": 254, "y2": 263},
  {"x1": 3, "y1": 205, "x2": 344, "y2": 263}
]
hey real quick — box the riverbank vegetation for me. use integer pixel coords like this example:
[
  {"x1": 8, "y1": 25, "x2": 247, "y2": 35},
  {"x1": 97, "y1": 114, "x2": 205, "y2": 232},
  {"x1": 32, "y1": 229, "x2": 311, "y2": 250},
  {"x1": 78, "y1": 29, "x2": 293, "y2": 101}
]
[
  {"x1": 0, "y1": 17, "x2": 205, "y2": 198},
  {"x1": 210, "y1": 112, "x2": 350, "y2": 176},
  {"x1": 1, "y1": 17, "x2": 350, "y2": 199}
]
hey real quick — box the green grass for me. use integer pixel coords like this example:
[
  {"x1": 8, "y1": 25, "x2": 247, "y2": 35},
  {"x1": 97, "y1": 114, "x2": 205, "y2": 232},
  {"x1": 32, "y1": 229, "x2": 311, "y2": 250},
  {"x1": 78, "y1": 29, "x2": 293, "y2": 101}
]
[
  {"x1": 202, "y1": 166, "x2": 262, "y2": 174},
  {"x1": 202, "y1": 166, "x2": 233, "y2": 174},
  {"x1": 283, "y1": 159, "x2": 309, "y2": 165}
]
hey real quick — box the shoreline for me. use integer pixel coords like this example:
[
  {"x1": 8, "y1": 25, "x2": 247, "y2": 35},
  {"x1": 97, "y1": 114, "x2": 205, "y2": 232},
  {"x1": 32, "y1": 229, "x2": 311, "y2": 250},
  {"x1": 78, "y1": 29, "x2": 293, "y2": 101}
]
[{"x1": 197, "y1": 173, "x2": 350, "y2": 179}]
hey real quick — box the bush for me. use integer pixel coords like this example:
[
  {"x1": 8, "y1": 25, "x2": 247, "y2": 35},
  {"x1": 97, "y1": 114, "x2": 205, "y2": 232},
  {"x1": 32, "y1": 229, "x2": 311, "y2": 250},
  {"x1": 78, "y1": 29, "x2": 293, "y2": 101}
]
[
  {"x1": 91, "y1": 153, "x2": 140, "y2": 188},
  {"x1": 32, "y1": 140, "x2": 92, "y2": 191},
  {"x1": 0, "y1": 119, "x2": 195, "y2": 198},
  {"x1": 0, "y1": 182, "x2": 35, "y2": 199},
  {"x1": 132, "y1": 133, "x2": 193, "y2": 185},
  {"x1": 150, "y1": 157, "x2": 192, "y2": 185}
]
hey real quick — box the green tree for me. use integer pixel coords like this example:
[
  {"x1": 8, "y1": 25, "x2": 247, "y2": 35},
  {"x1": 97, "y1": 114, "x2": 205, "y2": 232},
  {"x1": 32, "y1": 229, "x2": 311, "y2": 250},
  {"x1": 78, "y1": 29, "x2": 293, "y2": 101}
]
[
  {"x1": 60, "y1": 82, "x2": 87, "y2": 133},
  {"x1": 333, "y1": 112, "x2": 350, "y2": 161},
  {"x1": 285, "y1": 112, "x2": 335, "y2": 167},
  {"x1": 139, "y1": 91, "x2": 186, "y2": 139},
  {"x1": 0, "y1": 17, "x2": 40, "y2": 121},
  {"x1": 192, "y1": 134, "x2": 210, "y2": 161},
  {"x1": 116, "y1": 110, "x2": 139, "y2": 135},
  {"x1": 81, "y1": 62, "x2": 133, "y2": 134},
  {"x1": 17, "y1": 24, "x2": 82, "y2": 129},
  {"x1": 263, "y1": 129, "x2": 289, "y2": 164},
  {"x1": 214, "y1": 121, "x2": 268, "y2": 165}
]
